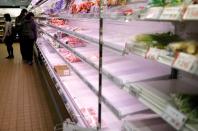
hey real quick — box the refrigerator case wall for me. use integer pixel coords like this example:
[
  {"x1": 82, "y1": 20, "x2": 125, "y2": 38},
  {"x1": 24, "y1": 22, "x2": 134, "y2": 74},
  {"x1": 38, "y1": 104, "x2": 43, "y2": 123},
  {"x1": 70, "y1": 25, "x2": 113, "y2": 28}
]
[
  {"x1": 34, "y1": 0, "x2": 198, "y2": 131},
  {"x1": 36, "y1": 31, "x2": 178, "y2": 131}
]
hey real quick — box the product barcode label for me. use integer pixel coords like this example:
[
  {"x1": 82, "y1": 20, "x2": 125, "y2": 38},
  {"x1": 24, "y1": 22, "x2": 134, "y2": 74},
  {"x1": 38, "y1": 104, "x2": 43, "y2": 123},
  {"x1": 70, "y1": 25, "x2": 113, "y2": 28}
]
[
  {"x1": 146, "y1": 48, "x2": 161, "y2": 60},
  {"x1": 162, "y1": 105, "x2": 187, "y2": 130},
  {"x1": 173, "y1": 53, "x2": 197, "y2": 72},
  {"x1": 183, "y1": 5, "x2": 198, "y2": 20},
  {"x1": 158, "y1": 50, "x2": 174, "y2": 66},
  {"x1": 64, "y1": 70, "x2": 70, "y2": 76}
]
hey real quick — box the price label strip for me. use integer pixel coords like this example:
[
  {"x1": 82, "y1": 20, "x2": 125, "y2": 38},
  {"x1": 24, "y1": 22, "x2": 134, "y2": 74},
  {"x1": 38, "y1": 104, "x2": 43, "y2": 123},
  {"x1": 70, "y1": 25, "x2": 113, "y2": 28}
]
[
  {"x1": 160, "y1": 6, "x2": 183, "y2": 20},
  {"x1": 63, "y1": 123, "x2": 96, "y2": 131},
  {"x1": 146, "y1": 48, "x2": 161, "y2": 61},
  {"x1": 162, "y1": 105, "x2": 187, "y2": 130},
  {"x1": 124, "y1": 42, "x2": 148, "y2": 57},
  {"x1": 183, "y1": 5, "x2": 198, "y2": 20},
  {"x1": 173, "y1": 53, "x2": 197, "y2": 72}
]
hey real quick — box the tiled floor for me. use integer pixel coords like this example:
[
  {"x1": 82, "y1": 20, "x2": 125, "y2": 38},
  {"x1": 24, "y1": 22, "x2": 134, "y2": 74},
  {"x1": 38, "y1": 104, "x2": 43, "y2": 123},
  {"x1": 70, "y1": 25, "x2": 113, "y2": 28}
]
[{"x1": 0, "y1": 44, "x2": 55, "y2": 131}]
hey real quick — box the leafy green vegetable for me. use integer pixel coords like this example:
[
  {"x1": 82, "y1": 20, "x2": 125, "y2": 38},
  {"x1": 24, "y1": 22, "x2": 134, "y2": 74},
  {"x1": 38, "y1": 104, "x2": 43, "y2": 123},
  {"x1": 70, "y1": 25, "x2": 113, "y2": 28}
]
[
  {"x1": 149, "y1": 0, "x2": 183, "y2": 6},
  {"x1": 173, "y1": 94, "x2": 198, "y2": 121},
  {"x1": 135, "y1": 32, "x2": 181, "y2": 49},
  {"x1": 149, "y1": 0, "x2": 166, "y2": 6}
]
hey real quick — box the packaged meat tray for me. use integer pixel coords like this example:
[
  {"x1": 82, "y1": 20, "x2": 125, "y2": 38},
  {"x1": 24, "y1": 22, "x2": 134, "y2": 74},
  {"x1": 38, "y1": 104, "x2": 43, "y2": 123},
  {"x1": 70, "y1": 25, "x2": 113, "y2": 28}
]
[
  {"x1": 58, "y1": 48, "x2": 70, "y2": 55},
  {"x1": 65, "y1": 53, "x2": 81, "y2": 63},
  {"x1": 57, "y1": 48, "x2": 81, "y2": 63},
  {"x1": 49, "y1": 18, "x2": 68, "y2": 26},
  {"x1": 54, "y1": 64, "x2": 70, "y2": 76},
  {"x1": 64, "y1": 36, "x2": 87, "y2": 48}
]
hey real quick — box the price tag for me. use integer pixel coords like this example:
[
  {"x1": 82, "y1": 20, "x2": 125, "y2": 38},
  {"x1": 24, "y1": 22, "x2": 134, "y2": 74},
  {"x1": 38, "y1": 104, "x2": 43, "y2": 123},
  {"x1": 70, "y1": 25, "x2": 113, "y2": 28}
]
[
  {"x1": 162, "y1": 105, "x2": 187, "y2": 130},
  {"x1": 160, "y1": 6, "x2": 183, "y2": 20},
  {"x1": 183, "y1": 5, "x2": 198, "y2": 20},
  {"x1": 173, "y1": 53, "x2": 197, "y2": 72},
  {"x1": 158, "y1": 50, "x2": 174, "y2": 66},
  {"x1": 146, "y1": 48, "x2": 161, "y2": 60},
  {"x1": 142, "y1": 7, "x2": 163, "y2": 20},
  {"x1": 64, "y1": 70, "x2": 70, "y2": 76}
]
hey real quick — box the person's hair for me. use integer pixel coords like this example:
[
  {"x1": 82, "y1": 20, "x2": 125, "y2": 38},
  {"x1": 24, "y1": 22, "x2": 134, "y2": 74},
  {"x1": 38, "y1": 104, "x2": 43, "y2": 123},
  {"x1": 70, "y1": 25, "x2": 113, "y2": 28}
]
[
  {"x1": 25, "y1": 12, "x2": 34, "y2": 20},
  {"x1": 4, "y1": 13, "x2": 11, "y2": 22},
  {"x1": 20, "y1": 9, "x2": 27, "y2": 16}
]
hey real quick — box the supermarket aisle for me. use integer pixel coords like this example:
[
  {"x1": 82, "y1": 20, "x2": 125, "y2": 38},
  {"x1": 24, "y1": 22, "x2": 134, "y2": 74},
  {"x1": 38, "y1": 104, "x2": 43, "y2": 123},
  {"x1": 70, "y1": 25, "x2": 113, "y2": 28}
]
[{"x1": 0, "y1": 44, "x2": 55, "y2": 131}]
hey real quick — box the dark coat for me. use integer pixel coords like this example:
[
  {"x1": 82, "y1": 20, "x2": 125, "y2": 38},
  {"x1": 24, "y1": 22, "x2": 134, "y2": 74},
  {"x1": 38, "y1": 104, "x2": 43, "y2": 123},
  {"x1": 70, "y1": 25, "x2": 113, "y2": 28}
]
[{"x1": 21, "y1": 18, "x2": 37, "y2": 41}]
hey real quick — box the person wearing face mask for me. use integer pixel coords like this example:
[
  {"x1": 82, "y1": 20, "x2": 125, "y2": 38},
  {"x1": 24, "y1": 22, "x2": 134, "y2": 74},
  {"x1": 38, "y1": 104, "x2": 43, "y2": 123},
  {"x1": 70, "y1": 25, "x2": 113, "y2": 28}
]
[
  {"x1": 15, "y1": 9, "x2": 28, "y2": 61},
  {"x1": 2, "y1": 13, "x2": 14, "y2": 59}
]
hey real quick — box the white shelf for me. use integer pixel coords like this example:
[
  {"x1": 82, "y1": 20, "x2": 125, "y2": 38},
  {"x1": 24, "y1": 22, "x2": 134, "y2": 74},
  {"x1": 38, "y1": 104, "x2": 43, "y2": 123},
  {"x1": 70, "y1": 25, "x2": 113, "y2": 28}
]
[
  {"x1": 36, "y1": 37, "x2": 175, "y2": 131},
  {"x1": 36, "y1": 38, "x2": 119, "y2": 130},
  {"x1": 125, "y1": 80, "x2": 198, "y2": 131},
  {"x1": 122, "y1": 117, "x2": 175, "y2": 131},
  {"x1": 39, "y1": 19, "x2": 174, "y2": 55},
  {"x1": 35, "y1": 39, "x2": 85, "y2": 126},
  {"x1": 35, "y1": 3, "x2": 198, "y2": 130},
  {"x1": 124, "y1": 42, "x2": 198, "y2": 76},
  {"x1": 40, "y1": 34, "x2": 150, "y2": 119},
  {"x1": 39, "y1": 26, "x2": 171, "y2": 88},
  {"x1": 40, "y1": 22, "x2": 124, "y2": 53},
  {"x1": 36, "y1": 4, "x2": 198, "y2": 24}
]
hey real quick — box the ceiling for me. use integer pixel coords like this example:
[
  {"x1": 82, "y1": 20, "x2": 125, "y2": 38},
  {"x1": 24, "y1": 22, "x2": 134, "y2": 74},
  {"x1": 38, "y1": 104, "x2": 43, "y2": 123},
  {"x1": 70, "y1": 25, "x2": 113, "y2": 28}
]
[{"x1": 0, "y1": 0, "x2": 31, "y2": 7}]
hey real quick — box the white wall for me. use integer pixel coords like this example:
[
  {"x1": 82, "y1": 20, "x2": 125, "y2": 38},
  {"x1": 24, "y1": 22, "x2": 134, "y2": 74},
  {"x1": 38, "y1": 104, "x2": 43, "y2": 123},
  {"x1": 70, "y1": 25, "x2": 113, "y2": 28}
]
[{"x1": 0, "y1": 8, "x2": 22, "y2": 17}]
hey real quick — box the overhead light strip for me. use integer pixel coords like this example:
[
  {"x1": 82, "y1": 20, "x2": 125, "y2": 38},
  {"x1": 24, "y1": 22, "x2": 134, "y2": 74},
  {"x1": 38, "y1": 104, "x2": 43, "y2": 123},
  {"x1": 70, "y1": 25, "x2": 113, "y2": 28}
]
[{"x1": 29, "y1": 0, "x2": 48, "y2": 11}]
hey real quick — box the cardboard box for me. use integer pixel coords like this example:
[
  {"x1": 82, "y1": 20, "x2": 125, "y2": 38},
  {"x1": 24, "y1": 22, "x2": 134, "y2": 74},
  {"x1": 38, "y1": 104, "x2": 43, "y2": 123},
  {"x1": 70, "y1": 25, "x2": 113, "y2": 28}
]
[{"x1": 54, "y1": 65, "x2": 70, "y2": 76}]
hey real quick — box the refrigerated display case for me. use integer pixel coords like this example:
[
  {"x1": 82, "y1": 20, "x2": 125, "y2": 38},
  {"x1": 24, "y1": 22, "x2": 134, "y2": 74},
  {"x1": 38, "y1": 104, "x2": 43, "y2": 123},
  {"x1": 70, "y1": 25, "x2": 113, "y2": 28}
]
[{"x1": 30, "y1": 0, "x2": 198, "y2": 130}]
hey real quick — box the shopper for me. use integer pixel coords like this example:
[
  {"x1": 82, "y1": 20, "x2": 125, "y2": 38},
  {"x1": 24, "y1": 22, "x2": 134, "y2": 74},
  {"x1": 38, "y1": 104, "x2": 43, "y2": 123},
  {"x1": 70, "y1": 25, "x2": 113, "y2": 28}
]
[
  {"x1": 15, "y1": 9, "x2": 27, "y2": 60},
  {"x1": 2, "y1": 13, "x2": 14, "y2": 59},
  {"x1": 21, "y1": 12, "x2": 37, "y2": 65}
]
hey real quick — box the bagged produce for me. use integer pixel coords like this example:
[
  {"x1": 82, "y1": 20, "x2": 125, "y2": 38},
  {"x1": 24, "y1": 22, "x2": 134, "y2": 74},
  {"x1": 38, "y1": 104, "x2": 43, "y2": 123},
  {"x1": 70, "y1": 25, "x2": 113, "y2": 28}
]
[
  {"x1": 168, "y1": 40, "x2": 198, "y2": 55},
  {"x1": 134, "y1": 32, "x2": 181, "y2": 49}
]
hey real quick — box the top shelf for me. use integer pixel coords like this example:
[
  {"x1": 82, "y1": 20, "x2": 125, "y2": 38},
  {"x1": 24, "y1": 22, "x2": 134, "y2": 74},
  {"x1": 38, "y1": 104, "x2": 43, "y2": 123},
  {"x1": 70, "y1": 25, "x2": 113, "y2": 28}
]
[{"x1": 37, "y1": 4, "x2": 198, "y2": 23}]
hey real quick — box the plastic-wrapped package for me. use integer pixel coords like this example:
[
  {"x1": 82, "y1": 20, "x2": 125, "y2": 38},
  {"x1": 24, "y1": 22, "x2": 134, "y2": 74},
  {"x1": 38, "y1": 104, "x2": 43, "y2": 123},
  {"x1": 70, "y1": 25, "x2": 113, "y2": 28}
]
[
  {"x1": 64, "y1": 36, "x2": 87, "y2": 48},
  {"x1": 65, "y1": 53, "x2": 81, "y2": 63}
]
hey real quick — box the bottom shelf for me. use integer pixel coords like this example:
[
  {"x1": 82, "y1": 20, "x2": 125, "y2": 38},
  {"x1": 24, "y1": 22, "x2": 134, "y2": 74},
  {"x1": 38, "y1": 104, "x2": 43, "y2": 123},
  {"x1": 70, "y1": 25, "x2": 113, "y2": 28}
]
[
  {"x1": 123, "y1": 117, "x2": 175, "y2": 131},
  {"x1": 36, "y1": 37, "x2": 178, "y2": 131}
]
